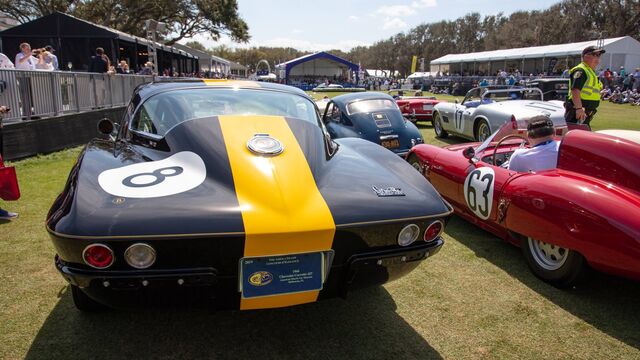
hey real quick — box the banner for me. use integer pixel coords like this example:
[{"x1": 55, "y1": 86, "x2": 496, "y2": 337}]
[{"x1": 411, "y1": 56, "x2": 418, "y2": 74}]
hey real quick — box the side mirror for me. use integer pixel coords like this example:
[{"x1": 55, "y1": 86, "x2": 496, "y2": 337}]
[
  {"x1": 97, "y1": 118, "x2": 115, "y2": 135},
  {"x1": 463, "y1": 146, "x2": 475, "y2": 160}
]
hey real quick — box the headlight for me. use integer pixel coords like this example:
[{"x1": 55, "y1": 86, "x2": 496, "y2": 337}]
[
  {"x1": 398, "y1": 224, "x2": 420, "y2": 246},
  {"x1": 124, "y1": 243, "x2": 156, "y2": 269}
]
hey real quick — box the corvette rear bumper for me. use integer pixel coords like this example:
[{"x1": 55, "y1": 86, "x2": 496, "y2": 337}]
[{"x1": 55, "y1": 239, "x2": 444, "y2": 309}]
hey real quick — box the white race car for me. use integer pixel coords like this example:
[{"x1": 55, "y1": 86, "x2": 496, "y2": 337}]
[{"x1": 433, "y1": 86, "x2": 567, "y2": 141}]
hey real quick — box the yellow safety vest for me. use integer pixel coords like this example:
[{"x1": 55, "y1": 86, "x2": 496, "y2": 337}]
[{"x1": 568, "y1": 62, "x2": 602, "y2": 101}]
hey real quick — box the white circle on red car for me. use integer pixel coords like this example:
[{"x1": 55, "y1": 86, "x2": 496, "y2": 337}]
[
  {"x1": 98, "y1": 151, "x2": 206, "y2": 198},
  {"x1": 463, "y1": 167, "x2": 495, "y2": 220}
]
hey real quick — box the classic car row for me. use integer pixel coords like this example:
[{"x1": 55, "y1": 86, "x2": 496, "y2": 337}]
[{"x1": 46, "y1": 80, "x2": 639, "y2": 312}]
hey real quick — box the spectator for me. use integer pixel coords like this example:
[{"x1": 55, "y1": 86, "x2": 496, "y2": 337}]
[
  {"x1": 44, "y1": 45, "x2": 58, "y2": 70},
  {"x1": 633, "y1": 68, "x2": 640, "y2": 91},
  {"x1": 622, "y1": 74, "x2": 632, "y2": 91},
  {"x1": 33, "y1": 48, "x2": 54, "y2": 71},
  {"x1": 88, "y1": 47, "x2": 108, "y2": 73},
  {"x1": 0, "y1": 53, "x2": 14, "y2": 69},
  {"x1": 14, "y1": 43, "x2": 37, "y2": 70},
  {"x1": 115, "y1": 60, "x2": 129, "y2": 74},
  {"x1": 0, "y1": 105, "x2": 18, "y2": 220},
  {"x1": 137, "y1": 61, "x2": 154, "y2": 75},
  {"x1": 604, "y1": 68, "x2": 613, "y2": 88}
]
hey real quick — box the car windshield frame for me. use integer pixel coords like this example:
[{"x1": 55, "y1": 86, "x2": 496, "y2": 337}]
[{"x1": 129, "y1": 87, "x2": 321, "y2": 137}]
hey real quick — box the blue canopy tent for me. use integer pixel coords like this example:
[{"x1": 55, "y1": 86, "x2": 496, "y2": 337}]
[{"x1": 276, "y1": 52, "x2": 359, "y2": 90}]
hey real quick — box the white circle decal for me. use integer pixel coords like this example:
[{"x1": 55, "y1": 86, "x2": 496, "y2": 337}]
[
  {"x1": 463, "y1": 167, "x2": 495, "y2": 220},
  {"x1": 98, "y1": 151, "x2": 207, "y2": 198}
]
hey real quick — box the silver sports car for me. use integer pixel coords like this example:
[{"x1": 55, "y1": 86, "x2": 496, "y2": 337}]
[{"x1": 433, "y1": 86, "x2": 566, "y2": 141}]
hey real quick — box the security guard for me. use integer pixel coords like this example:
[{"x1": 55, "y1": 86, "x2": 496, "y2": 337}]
[{"x1": 564, "y1": 45, "x2": 605, "y2": 128}]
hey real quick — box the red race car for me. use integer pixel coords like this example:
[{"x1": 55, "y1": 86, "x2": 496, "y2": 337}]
[
  {"x1": 395, "y1": 95, "x2": 441, "y2": 124},
  {"x1": 407, "y1": 121, "x2": 640, "y2": 287}
]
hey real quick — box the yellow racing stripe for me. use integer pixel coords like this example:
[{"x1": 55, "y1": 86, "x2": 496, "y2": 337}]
[
  {"x1": 217, "y1": 115, "x2": 335, "y2": 310},
  {"x1": 203, "y1": 79, "x2": 261, "y2": 88}
]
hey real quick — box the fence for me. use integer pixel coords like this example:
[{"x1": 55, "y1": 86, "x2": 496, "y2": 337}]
[{"x1": 0, "y1": 69, "x2": 154, "y2": 123}]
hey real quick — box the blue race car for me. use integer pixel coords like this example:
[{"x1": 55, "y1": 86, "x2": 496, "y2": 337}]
[{"x1": 321, "y1": 93, "x2": 423, "y2": 156}]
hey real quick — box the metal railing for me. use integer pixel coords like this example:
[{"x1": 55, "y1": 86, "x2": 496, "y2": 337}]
[{"x1": 0, "y1": 69, "x2": 154, "y2": 123}]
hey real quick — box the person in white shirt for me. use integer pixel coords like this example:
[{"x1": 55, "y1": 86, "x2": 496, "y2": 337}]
[
  {"x1": 508, "y1": 116, "x2": 560, "y2": 173},
  {"x1": 14, "y1": 43, "x2": 37, "y2": 70},
  {"x1": 0, "y1": 53, "x2": 14, "y2": 69}
]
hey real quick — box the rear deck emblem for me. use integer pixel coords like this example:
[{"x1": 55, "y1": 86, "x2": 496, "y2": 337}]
[{"x1": 372, "y1": 186, "x2": 405, "y2": 197}]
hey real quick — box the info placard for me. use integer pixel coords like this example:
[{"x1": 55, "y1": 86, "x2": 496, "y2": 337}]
[{"x1": 240, "y1": 252, "x2": 324, "y2": 298}]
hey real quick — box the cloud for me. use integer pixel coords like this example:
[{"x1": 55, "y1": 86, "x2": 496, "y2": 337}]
[
  {"x1": 411, "y1": 0, "x2": 437, "y2": 8},
  {"x1": 292, "y1": 29, "x2": 304, "y2": 34},
  {"x1": 382, "y1": 17, "x2": 408, "y2": 30},
  {"x1": 376, "y1": 5, "x2": 416, "y2": 17},
  {"x1": 348, "y1": 15, "x2": 359, "y2": 21}
]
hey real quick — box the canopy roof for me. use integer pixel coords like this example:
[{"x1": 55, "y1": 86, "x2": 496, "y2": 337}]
[
  {"x1": 430, "y1": 36, "x2": 640, "y2": 64},
  {"x1": 276, "y1": 51, "x2": 358, "y2": 71},
  {"x1": 0, "y1": 12, "x2": 195, "y2": 58}
]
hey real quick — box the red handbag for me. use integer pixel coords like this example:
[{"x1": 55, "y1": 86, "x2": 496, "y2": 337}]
[{"x1": 0, "y1": 155, "x2": 20, "y2": 201}]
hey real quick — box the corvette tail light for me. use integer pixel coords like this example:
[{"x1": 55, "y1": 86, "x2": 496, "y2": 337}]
[
  {"x1": 510, "y1": 115, "x2": 517, "y2": 129},
  {"x1": 424, "y1": 220, "x2": 444, "y2": 242},
  {"x1": 398, "y1": 224, "x2": 420, "y2": 246},
  {"x1": 83, "y1": 244, "x2": 114, "y2": 269}
]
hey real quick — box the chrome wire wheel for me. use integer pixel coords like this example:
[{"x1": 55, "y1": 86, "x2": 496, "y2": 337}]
[
  {"x1": 434, "y1": 115, "x2": 443, "y2": 135},
  {"x1": 477, "y1": 121, "x2": 491, "y2": 142},
  {"x1": 527, "y1": 237, "x2": 569, "y2": 271}
]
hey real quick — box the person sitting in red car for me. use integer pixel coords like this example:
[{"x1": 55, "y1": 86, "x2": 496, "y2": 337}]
[{"x1": 507, "y1": 116, "x2": 560, "y2": 173}]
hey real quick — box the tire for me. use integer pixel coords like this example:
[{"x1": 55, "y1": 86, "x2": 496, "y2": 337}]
[
  {"x1": 71, "y1": 285, "x2": 110, "y2": 312},
  {"x1": 521, "y1": 237, "x2": 589, "y2": 288},
  {"x1": 407, "y1": 153, "x2": 422, "y2": 173},
  {"x1": 475, "y1": 119, "x2": 491, "y2": 142},
  {"x1": 433, "y1": 112, "x2": 448, "y2": 138}
]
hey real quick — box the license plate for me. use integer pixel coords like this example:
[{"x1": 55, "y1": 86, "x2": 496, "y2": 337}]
[
  {"x1": 239, "y1": 252, "x2": 325, "y2": 299},
  {"x1": 423, "y1": 105, "x2": 433, "y2": 110},
  {"x1": 381, "y1": 139, "x2": 400, "y2": 149}
]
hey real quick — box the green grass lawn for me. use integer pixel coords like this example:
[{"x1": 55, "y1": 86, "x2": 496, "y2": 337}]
[{"x1": 0, "y1": 95, "x2": 639, "y2": 359}]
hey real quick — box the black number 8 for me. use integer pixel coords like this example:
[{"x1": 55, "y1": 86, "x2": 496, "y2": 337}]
[{"x1": 122, "y1": 166, "x2": 184, "y2": 188}]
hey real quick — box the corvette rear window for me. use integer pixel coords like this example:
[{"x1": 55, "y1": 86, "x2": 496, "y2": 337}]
[
  {"x1": 346, "y1": 99, "x2": 396, "y2": 115},
  {"x1": 131, "y1": 88, "x2": 319, "y2": 136}
]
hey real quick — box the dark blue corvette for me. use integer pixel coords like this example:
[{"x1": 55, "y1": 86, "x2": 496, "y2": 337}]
[{"x1": 321, "y1": 93, "x2": 424, "y2": 156}]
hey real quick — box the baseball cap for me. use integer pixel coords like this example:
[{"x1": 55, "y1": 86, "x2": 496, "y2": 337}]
[
  {"x1": 582, "y1": 45, "x2": 605, "y2": 56},
  {"x1": 527, "y1": 116, "x2": 554, "y2": 131}
]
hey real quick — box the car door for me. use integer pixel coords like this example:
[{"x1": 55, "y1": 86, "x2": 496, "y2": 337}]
[
  {"x1": 451, "y1": 103, "x2": 467, "y2": 135},
  {"x1": 459, "y1": 161, "x2": 516, "y2": 237}
]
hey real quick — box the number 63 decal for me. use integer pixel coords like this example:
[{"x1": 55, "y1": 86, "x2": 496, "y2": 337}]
[{"x1": 463, "y1": 167, "x2": 495, "y2": 220}]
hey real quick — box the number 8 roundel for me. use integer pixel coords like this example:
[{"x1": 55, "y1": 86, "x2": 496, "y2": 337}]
[{"x1": 463, "y1": 167, "x2": 495, "y2": 220}]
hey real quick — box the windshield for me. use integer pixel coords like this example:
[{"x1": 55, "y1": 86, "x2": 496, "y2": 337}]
[
  {"x1": 347, "y1": 99, "x2": 397, "y2": 115},
  {"x1": 131, "y1": 88, "x2": 319, "y2": 136},
  {"x1": 475, "y1": 118, "x2": 536, "y2": 154}
]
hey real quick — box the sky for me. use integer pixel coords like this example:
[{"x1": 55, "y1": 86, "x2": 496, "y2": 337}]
[{"x1": 189, "y1": 0, "x2": 561, "y2": 52}]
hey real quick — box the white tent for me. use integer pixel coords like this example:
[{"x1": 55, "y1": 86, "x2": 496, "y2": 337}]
[{"x1": 430, "y1": 36, "x2": 640, "y2": 74}]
